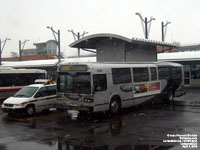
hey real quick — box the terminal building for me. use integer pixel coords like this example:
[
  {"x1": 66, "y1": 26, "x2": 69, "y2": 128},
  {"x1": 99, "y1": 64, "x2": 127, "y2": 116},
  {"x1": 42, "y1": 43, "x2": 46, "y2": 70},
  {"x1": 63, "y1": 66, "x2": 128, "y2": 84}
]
[
  {"x1": 2, "y1": 33, "x2": 200, "y2": 88},
  {"x1": 21, "y1": 40, "x2": 57, "y2": 56},
  {"x1": 2, "y1": 40, "x2": 58, "y2": 61}
]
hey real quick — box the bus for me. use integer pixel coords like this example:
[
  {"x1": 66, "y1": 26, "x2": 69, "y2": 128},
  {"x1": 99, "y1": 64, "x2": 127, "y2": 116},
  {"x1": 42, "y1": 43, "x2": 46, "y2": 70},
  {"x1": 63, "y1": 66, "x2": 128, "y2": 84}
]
[
  {"x1": 56, "y1": 62, "x2": 185, "y2": 114},
  {"x1": 0, "y1": 67, "x2": 47, "y2": 100}
]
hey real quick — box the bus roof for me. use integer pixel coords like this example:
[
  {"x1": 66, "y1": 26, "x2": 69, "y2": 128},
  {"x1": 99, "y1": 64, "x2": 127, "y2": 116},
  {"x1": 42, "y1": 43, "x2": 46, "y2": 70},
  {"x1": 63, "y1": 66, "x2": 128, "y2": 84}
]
[
  {"x1": 0, "y1": 67, "x2": 47, "y2": 74},
  {"x1": 2, "y1": 57, "x2": 96, "y2": 68},
  {"x1": 58, "y1": 61, "x2": 182, "y2": 70}
]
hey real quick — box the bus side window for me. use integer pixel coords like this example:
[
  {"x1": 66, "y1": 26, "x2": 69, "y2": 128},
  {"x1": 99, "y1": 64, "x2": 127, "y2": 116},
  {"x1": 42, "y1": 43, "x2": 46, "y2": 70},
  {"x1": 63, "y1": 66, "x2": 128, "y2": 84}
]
[
  {"x1": 112, "y1": 68, "x2": 131, "y2": 84},
  {"x1": 150, "y1": 67, "x2": 157, "y2": 81},
  {"x1": 93, "y1": 74, "x2": 107, "y2": 92},
  {"x1": 171, "y1": 67, "x2": 182, "y2": 79},
  {"x1": 133, "y1": 68, "x2": 149, "y2": 82}
]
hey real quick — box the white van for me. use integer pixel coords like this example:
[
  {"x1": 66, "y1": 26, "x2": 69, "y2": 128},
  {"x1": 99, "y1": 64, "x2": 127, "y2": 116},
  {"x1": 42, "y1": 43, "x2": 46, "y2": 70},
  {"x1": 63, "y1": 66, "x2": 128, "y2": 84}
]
[{"x1": 1, "y1": 80, "x2": 57, "y2": 116}]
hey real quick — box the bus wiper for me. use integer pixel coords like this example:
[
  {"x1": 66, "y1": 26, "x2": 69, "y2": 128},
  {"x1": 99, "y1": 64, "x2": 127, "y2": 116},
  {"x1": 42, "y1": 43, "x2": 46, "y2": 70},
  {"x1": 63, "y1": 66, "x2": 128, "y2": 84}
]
[{"x1": 77, "y1": 90, "x2": 82, "y2": 98}]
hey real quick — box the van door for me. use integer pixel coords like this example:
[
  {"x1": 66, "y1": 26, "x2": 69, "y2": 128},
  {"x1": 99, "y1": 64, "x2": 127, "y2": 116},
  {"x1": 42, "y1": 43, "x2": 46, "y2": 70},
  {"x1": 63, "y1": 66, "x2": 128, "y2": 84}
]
[
  {"x1": 46, "y1": 85, "x2": 57, "y2": 107},
  {"x1": 34, "y1": 87, "x2": 49, "y2": 111}
]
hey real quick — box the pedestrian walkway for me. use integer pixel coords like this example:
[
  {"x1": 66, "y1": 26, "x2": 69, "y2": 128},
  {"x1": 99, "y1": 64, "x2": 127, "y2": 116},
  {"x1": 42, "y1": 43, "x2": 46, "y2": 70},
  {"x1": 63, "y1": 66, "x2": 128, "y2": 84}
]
[{"x1": 174, "y1": 88, "x2": 200, "y2": 107}]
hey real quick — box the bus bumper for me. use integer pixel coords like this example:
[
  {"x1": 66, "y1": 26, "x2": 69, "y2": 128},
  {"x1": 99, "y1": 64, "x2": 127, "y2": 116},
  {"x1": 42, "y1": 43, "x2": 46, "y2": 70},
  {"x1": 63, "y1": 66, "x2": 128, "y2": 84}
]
[{"x1": 56, "y1": 103, "x2": 93, "y2": 112}]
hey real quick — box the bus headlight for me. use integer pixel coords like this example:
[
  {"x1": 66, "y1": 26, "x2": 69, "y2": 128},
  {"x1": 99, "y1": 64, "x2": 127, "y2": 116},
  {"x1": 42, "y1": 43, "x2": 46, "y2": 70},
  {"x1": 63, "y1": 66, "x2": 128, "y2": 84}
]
[
  {"x1": 84, "y1": 98, "x2": 93, "y2": 103},
  {"x1": 57, "y1": 94, "x2": 63, "y2": 100}
]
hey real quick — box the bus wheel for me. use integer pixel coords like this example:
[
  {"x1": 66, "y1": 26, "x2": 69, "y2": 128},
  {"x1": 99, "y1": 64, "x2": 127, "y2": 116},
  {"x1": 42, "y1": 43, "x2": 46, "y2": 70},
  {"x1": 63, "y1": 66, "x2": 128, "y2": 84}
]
[
  {"x1": 26, "y1": 105, "x2": 35, "y2": 116},
  {"x1": 110, "y1": 99, "x2": 121, "y2": 114},
  {"x1": 166, "y1": 90, "x2": 174, "y2": 103}
]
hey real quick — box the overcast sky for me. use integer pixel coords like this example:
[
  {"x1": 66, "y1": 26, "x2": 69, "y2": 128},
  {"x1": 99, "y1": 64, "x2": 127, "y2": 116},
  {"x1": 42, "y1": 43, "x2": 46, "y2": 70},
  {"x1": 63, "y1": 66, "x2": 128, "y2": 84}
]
[{"x1": 1, "y1": 0, "x2": 200, "y2": 57}]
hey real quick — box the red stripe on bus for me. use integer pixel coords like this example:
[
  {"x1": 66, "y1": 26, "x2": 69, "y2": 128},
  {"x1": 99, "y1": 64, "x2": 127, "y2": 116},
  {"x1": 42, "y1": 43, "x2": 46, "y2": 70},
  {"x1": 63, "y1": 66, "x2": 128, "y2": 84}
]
[{"x1": 0, "y1": 88, "x2": 22, "y2": 92}]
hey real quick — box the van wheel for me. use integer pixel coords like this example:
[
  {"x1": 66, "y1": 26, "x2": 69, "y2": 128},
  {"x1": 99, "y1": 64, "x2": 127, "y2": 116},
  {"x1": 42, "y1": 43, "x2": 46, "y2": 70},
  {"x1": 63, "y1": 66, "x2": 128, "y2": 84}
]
[
  {"x1": 26, "y1": 105, "x2": 35, "y2": 116},
  {"x1": 109, "y1": 99, "x2": 121, "y2": 114}
]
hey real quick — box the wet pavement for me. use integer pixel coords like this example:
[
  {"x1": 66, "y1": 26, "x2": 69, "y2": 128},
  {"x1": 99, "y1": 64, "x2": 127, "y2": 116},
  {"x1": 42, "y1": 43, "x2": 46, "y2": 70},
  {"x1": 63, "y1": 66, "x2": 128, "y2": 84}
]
[
  {"x1": 174, "y1": 88, "x2": 200, "y2": 107},
  {"x1": 0, "y1": 88, "x2": 200, "y2": 150}
]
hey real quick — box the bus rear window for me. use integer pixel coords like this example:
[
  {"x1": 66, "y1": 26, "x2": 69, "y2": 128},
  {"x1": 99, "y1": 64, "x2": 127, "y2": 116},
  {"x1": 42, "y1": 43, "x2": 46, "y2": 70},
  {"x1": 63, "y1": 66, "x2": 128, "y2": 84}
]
[{"x1": 158, "y1": 67, "x2": 170, "y2": 80}]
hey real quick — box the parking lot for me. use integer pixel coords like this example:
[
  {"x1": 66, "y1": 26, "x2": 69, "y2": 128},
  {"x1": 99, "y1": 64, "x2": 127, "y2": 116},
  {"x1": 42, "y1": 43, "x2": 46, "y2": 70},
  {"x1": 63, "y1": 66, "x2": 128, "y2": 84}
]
[{"x1": 0, "y1": 88, "x2": 199, "y2": 150}]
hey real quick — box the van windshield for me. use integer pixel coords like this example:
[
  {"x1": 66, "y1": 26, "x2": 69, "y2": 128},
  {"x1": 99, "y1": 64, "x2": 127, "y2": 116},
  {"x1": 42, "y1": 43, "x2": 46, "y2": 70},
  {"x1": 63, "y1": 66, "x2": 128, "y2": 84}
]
[
  {"x1": 57, "y1": 72, "x2": 91, "y2": 94},
  {"x1": 14, "y1": 87, "x2": 39, "y2": 97}
]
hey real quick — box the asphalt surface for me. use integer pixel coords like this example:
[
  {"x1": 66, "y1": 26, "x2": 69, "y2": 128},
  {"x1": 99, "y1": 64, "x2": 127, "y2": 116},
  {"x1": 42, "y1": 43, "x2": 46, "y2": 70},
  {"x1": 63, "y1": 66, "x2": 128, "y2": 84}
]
[{"x1": 0, "y1": 88, "x2": 199, "y2": 150}]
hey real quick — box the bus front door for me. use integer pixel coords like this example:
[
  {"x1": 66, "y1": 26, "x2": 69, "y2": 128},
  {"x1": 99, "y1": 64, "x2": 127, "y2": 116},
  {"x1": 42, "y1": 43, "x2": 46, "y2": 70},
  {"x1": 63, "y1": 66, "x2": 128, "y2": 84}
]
[{"x1": 93, "y1": 74, "x2": 109, "y2": 112}]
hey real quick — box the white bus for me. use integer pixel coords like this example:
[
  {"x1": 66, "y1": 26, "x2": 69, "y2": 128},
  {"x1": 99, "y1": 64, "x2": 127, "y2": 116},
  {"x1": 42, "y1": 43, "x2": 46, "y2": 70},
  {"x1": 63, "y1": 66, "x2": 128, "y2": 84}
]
[
  {"x1": 0, "y1": 67, "x2": 47, "y2": 100},
  {"x1": 56, "y1": 62, "x2": 185, "y2": 114}
]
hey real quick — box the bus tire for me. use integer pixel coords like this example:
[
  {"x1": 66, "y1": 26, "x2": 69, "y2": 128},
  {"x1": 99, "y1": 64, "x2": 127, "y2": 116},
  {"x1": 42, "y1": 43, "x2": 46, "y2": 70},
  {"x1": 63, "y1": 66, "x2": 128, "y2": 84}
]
[
  {"x1": 109, "y1": 98, "x2": 121, "y2": 114},
  {"x1": 166, "y1": 90, "x2": 174, "y2": 103},
  {"x1": 26, "y1": 105, "x2": 35, "y2": 116}
]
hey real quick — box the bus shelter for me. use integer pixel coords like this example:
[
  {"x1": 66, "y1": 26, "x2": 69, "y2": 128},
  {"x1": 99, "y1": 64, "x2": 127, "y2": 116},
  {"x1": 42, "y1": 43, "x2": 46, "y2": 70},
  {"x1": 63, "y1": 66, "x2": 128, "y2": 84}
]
[{"x1": 70, "y1": 33, "x2": 177, "y2": 62}]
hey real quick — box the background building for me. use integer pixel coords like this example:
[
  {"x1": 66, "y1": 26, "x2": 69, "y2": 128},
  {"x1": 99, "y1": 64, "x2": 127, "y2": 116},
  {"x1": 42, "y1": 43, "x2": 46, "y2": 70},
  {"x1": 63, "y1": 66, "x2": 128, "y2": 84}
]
[
  {"x1": 2, "y1": 40, "x2": 58, "y2": 61},
  {"x1": 179, "y1": 44, "x2": 200, "y2": 52},
  {"x1": 22, "y1": 40, "x2": 57, "y2": 56}
]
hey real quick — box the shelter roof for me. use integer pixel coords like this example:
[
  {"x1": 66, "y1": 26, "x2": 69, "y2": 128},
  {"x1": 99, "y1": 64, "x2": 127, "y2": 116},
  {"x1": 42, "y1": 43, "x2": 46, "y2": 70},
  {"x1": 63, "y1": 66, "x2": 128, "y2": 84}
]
[{"x1": 69, "y1": 33, "x2": 178, "y2": 49}]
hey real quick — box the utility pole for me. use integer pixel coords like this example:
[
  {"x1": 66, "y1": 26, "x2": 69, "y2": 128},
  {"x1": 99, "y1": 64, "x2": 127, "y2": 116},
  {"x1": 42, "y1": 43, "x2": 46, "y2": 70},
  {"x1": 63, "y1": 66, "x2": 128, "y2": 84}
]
[
  {"x1": 0, "y1": 38, "x2": 11, "y2": 65},
  {"x1": 19, "y1": 39, "x2": 29, "y2": 61},
  {"x1": 135, "y1": 12, "x2": 156, "y2": 39},
  {"x1": 161, "y1": 21, "x2": 171, "y2": 42},
  {"x1": 47, "y1": 26, "x2": 61, "y2": 62},
  {"x1": 68, "y1": 30, "x2": 88, "y2": 57}
]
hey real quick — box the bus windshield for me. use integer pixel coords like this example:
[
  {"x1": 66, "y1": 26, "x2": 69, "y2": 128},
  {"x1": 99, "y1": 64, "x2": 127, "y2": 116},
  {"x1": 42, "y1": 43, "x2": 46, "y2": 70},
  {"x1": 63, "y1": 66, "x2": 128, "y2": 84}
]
[{"x1": 57, "y1": 72, "x2": 91, "y2": 94}]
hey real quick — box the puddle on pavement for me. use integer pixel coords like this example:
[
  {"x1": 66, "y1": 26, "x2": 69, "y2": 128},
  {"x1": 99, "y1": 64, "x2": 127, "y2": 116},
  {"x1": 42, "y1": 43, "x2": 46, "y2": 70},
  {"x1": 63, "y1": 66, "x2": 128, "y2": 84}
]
[
  {"x1": 2, "y1": 110, "x2": 68, "y2": 122},
  {"x1": 1, "y1": 103, "x2": 196, "y2": 150},
  {"x1": 58, "y1": 136, "x2": 175, "y2": 150},
  {"x1": 3, "y1": 141, "x2": 174, "y2": 150},
  {"x1": 1, "y1": 141, "x2": 57, "y2": 150},
  {"x1": 67, "y1": 110, "x2": 80, "y2": 120}
]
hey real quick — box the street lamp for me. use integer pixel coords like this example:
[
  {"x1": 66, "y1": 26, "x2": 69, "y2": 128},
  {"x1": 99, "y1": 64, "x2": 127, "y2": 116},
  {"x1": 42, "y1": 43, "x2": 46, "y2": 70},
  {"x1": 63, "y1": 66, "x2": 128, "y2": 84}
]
[
  {"x1": 68, "y1": 29, "x2": 88, "y2": 57},
  {"x1": 135, "y1": 12, "x2": 156, "y2": 39},
  {"x1": 0, "y1": 38, "x2": 11, "y2": 65},
  {"x1": 161, "y1": 21, "x2": 171, "y2": 41},
  {"x1": 19, "y1": 39, "x2": 29, "y2": 61},
  {"x1": 46, "y1": 26, "x2": 61, "y2": 62}
]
